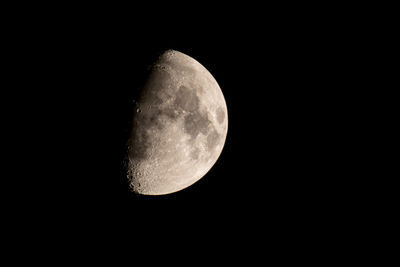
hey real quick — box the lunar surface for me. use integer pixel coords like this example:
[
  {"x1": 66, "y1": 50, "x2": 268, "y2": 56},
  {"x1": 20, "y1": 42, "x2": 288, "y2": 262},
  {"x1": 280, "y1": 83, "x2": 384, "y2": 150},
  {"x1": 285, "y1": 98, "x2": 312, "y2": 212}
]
[{"x1": 125, "y1": 50, "x2": 228, "y2": 195}]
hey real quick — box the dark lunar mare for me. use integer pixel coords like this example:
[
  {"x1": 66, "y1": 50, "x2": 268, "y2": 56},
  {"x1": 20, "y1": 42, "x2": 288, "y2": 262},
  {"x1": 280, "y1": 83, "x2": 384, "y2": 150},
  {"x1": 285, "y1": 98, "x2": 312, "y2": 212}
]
[
  {"x1": 206, "y1": 129, "x2": 220, "y2": 151},
  {"x1": 216, "y1": 106, "x2": 225, "y2": 124},
  {"x1": 174, "y1": 86, "x2": 199, "y2": 112}
]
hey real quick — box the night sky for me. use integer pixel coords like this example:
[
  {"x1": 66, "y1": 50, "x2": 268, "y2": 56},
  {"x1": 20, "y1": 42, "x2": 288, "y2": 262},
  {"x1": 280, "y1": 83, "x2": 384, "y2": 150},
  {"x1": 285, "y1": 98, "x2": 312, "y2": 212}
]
[{"x1": 7, "y1": 5, "x2": 360, "y2": 261}]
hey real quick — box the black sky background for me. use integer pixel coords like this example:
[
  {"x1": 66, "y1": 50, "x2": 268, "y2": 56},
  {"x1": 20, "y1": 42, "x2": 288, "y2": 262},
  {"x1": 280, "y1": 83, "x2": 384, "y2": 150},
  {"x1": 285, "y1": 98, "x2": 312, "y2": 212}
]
[{"x1": 4, "y1": 5, "x2": 369, "y2": 260}]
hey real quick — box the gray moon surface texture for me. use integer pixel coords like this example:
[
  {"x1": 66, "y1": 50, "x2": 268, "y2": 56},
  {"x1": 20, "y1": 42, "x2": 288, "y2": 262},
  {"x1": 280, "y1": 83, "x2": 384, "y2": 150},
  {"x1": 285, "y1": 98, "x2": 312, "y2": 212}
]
[{"x1": 125, "y1": 50, "x2": 228, "y2": 195}]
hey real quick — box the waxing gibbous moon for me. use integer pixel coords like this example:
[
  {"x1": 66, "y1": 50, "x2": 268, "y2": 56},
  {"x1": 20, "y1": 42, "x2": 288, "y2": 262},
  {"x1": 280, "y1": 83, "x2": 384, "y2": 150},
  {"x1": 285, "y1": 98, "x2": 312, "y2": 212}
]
[{"x1": 125, "y1": 49, "x2": 228, "y2": 195}]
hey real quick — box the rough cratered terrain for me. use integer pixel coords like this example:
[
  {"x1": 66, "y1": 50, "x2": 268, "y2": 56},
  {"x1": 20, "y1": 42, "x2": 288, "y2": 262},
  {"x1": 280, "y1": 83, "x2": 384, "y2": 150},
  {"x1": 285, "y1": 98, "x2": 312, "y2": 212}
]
[{"x1": 125, "y1": 50, "x2": 228, "y2": 195}]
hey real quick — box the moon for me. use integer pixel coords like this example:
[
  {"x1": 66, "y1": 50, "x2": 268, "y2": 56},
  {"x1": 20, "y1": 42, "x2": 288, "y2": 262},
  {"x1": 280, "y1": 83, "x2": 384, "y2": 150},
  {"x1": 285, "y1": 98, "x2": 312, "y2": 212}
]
[{"x1": 125, "y1": 50, "x2": 228, "y2": 195}]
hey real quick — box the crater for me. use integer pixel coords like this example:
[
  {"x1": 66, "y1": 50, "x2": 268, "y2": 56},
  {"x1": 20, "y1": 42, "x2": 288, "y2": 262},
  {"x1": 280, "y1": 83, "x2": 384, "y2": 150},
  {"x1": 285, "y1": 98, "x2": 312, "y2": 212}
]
[{"x1": 216, "y1": 106, "x2": 225, "y2": 124}]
